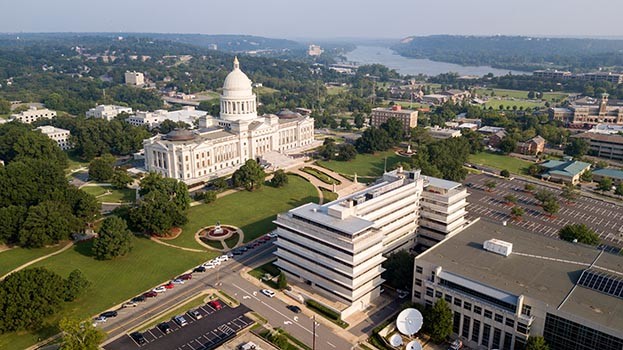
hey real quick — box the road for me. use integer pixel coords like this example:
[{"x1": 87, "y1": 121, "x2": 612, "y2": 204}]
[
  {"x1": 100, "y1": 241, "x2": 354, "y2": 350},
  {"x1": 465, "y1": 173, "x2": 623, "y2": 251}
]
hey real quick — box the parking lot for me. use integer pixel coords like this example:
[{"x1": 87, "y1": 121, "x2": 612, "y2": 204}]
[
  {"x1": 465, "y1": 173, "x2": 623, "y2": 252},
  {"x1": 105, "y1": 301, "x2": 252, "y2": 350}
]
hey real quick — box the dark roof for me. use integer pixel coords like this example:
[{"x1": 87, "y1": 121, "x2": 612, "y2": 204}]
[
  {"x1": 163, "y1": 128, "x2": 196, "y2": 141},
  {"x1": 276, "y1": 109, "x2": 302, "y2": 119},
  {"x1": 572, "y1": 132, "x2": 623, "y2": 145}
]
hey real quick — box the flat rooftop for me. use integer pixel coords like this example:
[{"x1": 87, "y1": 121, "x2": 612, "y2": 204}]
[{"x1": 418, "y1": 219, "x2": 623, "y2": 333}]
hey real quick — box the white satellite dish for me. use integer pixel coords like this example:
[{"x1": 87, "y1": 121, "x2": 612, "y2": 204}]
[
  {"x1": 396, "y1": 308, "x2": 423, "y2": 336},
  {"x1": 405, "y1": 340, "x2": 423, "y2": 350},
  {"x1": 389, "y1": 333, "x2": 403, "y2": 347}
]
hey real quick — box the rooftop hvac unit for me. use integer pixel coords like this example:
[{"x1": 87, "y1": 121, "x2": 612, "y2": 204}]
[{"x1": 483, "y1": 239, "x2": 513, "y2": 257}]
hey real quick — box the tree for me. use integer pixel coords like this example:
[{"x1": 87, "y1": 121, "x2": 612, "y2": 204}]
[
  {"x1": 18, "y1": 201, "x2": 77, "y2": 248},
  {"x1": 232, "y1": 159, "x2": 266, "y2": 191},
  {"x1": 195, "y1": 190, "x2": 217, "y2": 203},
  {"x1": 64, "y1": 269, "x2": 90, "y2": 301},
  {"x1": 353, "y1": 113, "x2": 365, "y2": 128},
  {"x1": 426, "y1": 300, "x2": 453, "y2": 343},
  {"x1": 498, "y1": 137, "x2": 517, "y2": 154},
  {"x1": 528, "y1": 164, "x2": 542, "y2": 176},
  {"x1": 336, "y1": 143, "x2": 357, "y2": 161},
  {"x1": 130, "y1": 191, "x2": 187, "y2": 235},
  {"x1": 564, "y1": 138, "x2": 589, "y2": 158},
  {"x1": 559, "y1": 224, "x2": 600, "y2": 245},
  {"x1": 355, "y1": 127, "x2": 392, "y2": 153},
  {"x1": 339, "y1": 117, "x2": 350, "y2": 130},
  {"x1": 0, "y1": 206, "x2": 27, "y2": 244},
  {"x1": 381, "y1": 251, "x2": 413, "y2": 290},
  {"x1": 525, "y1": 336, "x2": 550, "y2": 350},
  {"x1": 542, "y1": 199, "x2": 560, "y2": 217},
  {"x1": 379, "y1": 117, "x2": 404, "y2": 141},
  {"x1": 59, "y1": 317, "x2": 106, "y2": 350},
  {"x1": 139, "y1": 173, "x2": 190, "y2": 212},
  {"x1": 92, "y1": 216, "x2": 133, "y2": 260},
  {"x1": 503, "y1": 194, "x2": 517, "y2": 206},
  {"x1": 270, "y1": 169, "x2": 289, "y2": 188},
  {"x1": 484, "y1": 180, "x2": 497, "y2": 192},
  {"x1": 277, "y1": 271, "x2": 288, "y2": 290},
  {"x1": 88, "y1": 154, "x2": 116, "y2": 182},
  {"x1": 580, "y1": 170, "x2": 593, "y2": 182},
  {"x1": 111, "y1": 169, "x2": 133, "y2": 189},
  {"x1": 510, "y1": 206, "x2": 524, "y2": 221},
  {"x1": 527, "y1": 91, "x2": 536, "y2": 99},
  {"x1": 560, "y1": 184, "x2": 579, "y2": 203},
  {"x1": 524, "y1": 183, "x2": 535, "y2": 193},
  {"x1": 212, "y1": 177, "x2": 228, "y2": 191},
  {"x1": 0, "y1": 98, "x2": 10, "y2": 114},
  {"x1": 597, "y1": 177, "x2": 613, "y2": 192},
  {"x1": 0, "y1": 123, "x2": 68, "y2": 168},
  {"x1": 157, "y1": 120, "x2": 190, "y2": 134},
  {"x1": 595, "y1": 160, "x2": 609, "y2": 169},
  {"x1": 500, "y1": 169, "x2": 510, "y2": 178},
  {"x1": 615, "y1": 182, "x2": 623, "y2": 196},
  {"x1": 534, "y1": 189, "x2": 555, "y2": 205}
]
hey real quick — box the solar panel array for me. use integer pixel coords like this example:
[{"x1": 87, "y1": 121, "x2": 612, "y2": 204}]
[{"x1": 577, "y1": 269, "x2": 623, "y2": 299}]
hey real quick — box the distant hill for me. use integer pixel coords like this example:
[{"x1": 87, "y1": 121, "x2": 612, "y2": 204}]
[{"x1": 392, "y1": 35, "x2": 623, "y2": 72}]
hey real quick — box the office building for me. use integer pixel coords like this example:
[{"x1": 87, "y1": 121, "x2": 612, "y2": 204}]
[
  {"x1": 36, "y1": 125, "x2": 71, "y2": 150},
  {"x1": 125, "y1": 71, "x2": 145, "y2": 86},
  {"x1": 413, "y1": 220, "x2": 623, "y2": 350},
  {"x1": 571, "y1": 132, "x2": 623, "y2": 161},
  {"x1": 426, "y1": 126, "x2": 462, "y2": 139},
  {"x1": 549, "y1": 94, "x2": 623, "y2": 126},
  {"x1": 370, "y1": 105, "x2": 418, "y2": 133},
  {"x1": 127, "y1": 106, "x2": 207, "y2": 129},
  {"x1": 308, "y1": 45, "x2": 323, "y2": 56},
  {"x1": 10, "y1": 106, "x2": 56, "y2": 124},
  {"x1": 539, "y1": 159, "x2": 591, "y2": 185},
  {"x1": 274, "y1": 168, "x2": 425, "y2": 318},
  {"x1": 86, "y1": 105, "x2": 133, "y2": 121}
]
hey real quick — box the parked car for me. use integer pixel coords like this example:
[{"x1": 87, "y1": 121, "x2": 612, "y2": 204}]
[
  {"x1": 132, "y1": 295, "x2": 146, "y2": 303},
  {"x1": 157, "y1": 322, "x2": 172, "y2": 334},
  {"x1": 203, "y1": 263, "x2": 216, "y2": 269},
  {"x1": 188, "y1": 309, "x2": 202, "y2": 320},
  {"x1": 122, "y1": 301, "x2": 138, "y2": 308},
  {"x1": 130, "y1": 331, "x2": 147, "y2": 345},
  {"x1": 286, "y1": 305, "x2": 302, "y2": 313},
  {"x1": 210, "y1": 259, "x2": 221, "y2": 266},
  {"x1": 172, "y1": 278, "x2": 185, "y2": 284},
  {"x1": 100, "y1": 311, "x2": 118, "y2": 318},
  {"x1": 178, "y1": 273, "x2": 193, "y2": 281},
  {"x1": 232, "y1": 249, "x2": 243, "y2": 255},
  {"x1": 153, "y1": 286, "x2": 167, "y2": 293},
  {"x1": 218, "y1": 254, "x2": 229, "y2": 261},
  {"x1": 94, "y1": 316, "x2": 107, "y2": 323},
  {"x1": 448, "y1": 339, "x2": 463, "y2": 350},
  {"x1": 239, "y1": 246, "x2": 248, "y2": 252},
  {"x1": 173, "y1": 315, "x2": 188, "y2": 327},
  {"x1": 163, "y1": 282, "x2": 175, "y2": 289},
  {"x1": 397, "y1": 289, "x2": 410, "y2": 299},
  {"x1": 143, "y1": 291, "x2": 158, "y2": 298},
  {"x1": 226, "y1": 252, "x2": 234, "y2": 258},
  {"x1": 267, "y1": 232, "x2": 277, "y2": 238},
  {"x1": 261, "y1": 289, "x2": 275, "y2": 298},
  {"x1": 208, "y1": 300, "x2": 223, "y2": 310},
  {"x1": 260, "y1": 236, "x2": 271, "y2": 242},
  {"x1": 193, "y1": 266, "x2": 206, "y2": 273}
]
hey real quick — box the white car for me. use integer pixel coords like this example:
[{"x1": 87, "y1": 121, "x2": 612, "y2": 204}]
[
  {"x1": 203, "y1": 263, "x2": 216, "y2": 269},
  {"x1": 267, "y1": 232, "x2": 277, "y2": 238},
  {"x1": 218, "y1": 255, "x2": 229, "y2": 262},
  {"x1": 211, "y1": 259, "x2": 221, "y2": 266},
  {"x1": 172, "y1": 278, "x2": 185, "y2": 284},
  {"x1": 153, "y1": 286, "x2": 167, "y2": 293},
  {"x1": 226, "y1": 252, "x2": 234, "y2": 258},
  {"x1": 94, "y1": 316, "x2": 107, "y2": 323},
  {"x1": 261, "y1": 289, "x2": 276, "y2": 298}
]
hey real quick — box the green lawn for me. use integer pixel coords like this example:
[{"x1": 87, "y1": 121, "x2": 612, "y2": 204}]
[
  {"x1": 316, "y1": 150, "x2": 403, "y2": 177},
  {"x1": 475, "y1": 88, "x2": 568, "y2": 101},
  {"x1": 390, "y1": 101, "x2": 428, "y2": 109},
  {"x1": 81, "y1": 185, "x2": 136, "y2": 203},
  {"x1": 468, "y1": 152, "x2": 533, "y2": 175},
  {"x1": 168, "y1": 175, "x2": 319, "y2": 250},
  {"x1": 0, "y1": 244, "x2": 68, "y2": 277},
  {"x1": 301, "y1": 167, "x2": 341, "y2": 185},
  {"x1": 65, "y1": 153, "x2": 90, "y2": 173},
  {"x1": 255, "y1": 86, "x2": 279, "y2": 95},
  {"x1": 320, "y1": 187, "x2": 338, "y2": 202},
  {"x1": 0, "y1": 237, "x2": 209, "y2": 350},
  {"x1": 248, "y1": 260, "x2": 280, "y2": 289},
  {"x1": 326, "y1": 86, "x2": 349, "y2": 95},
  {"x1": 483, "y1": 99, "x2": 546, "y2": 110}
]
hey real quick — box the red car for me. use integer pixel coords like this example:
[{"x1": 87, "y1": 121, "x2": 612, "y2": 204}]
[
  {"x1": 208, "y1": 300, "x2": 223, "y2": 310},
  {"x1": 178, "y1": 273, "x2": 193, "y2": 281},
  {"x1": 143, "y1": 291, "x2": 158, "y2": 298},
  {"x1": 164, "y1": 282, "x2": 175, "y2": 289}
]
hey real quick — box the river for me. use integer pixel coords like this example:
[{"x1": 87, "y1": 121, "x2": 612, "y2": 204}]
[{"x1": 343, "y1": 46, "x2": 528, "y2": 77}]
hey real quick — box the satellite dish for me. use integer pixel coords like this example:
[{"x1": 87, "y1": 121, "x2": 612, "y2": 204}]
[
  {"x1": 405, "y1": 340, "x2": 423, "y2": 350},
  {"x1": 389, "y1": 333, "x2": 403, "y2": 347},
  {"x1": 396, "y1": 308, "x2": 423, "y2": 336}
]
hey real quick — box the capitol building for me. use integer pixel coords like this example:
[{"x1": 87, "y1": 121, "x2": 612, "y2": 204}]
[{"x1": 143, "y1": 58, "x2": 317, "y2": 184}]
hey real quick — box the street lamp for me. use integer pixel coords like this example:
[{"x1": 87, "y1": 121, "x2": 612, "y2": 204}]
[{"x1": 312, "y1": 315, "x2": 318, "y2": 350}]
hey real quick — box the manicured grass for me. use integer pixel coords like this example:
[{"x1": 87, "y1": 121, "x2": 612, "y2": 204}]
[
  {"x1": 301, "y1": 167, "x2": 341, "y2": 185},
  {"x1": 81, "y1": 185, "x2": 136, "y2": 203},
  {"x1": 168, "y1": 175, "x2": 319, "y2": 250},
  {"x1": 468, "y1": 152, "x2": 533, "y2": 175},
  {"x1": 248, "y1": 260, "x2": 280, "y2": 289},
  {"x1": 223, "y1": 232, "x2": 240, "y2": 249},
  {"x1": 320, "y1": 187, "x2": 338, "y2": 202},
  {"x1": 200, "y1": 238, "x2": 223, "y2": 250},
  {"x1": 326, "y1": 86, "x2": 349, "y2": 95},
  {"x1": 194, "y1": 90, "x2": 220, "y2": 100},
  {"x1": 65, "y1": 153, "x2": 90, "y2": 172},
  {"x1": 390, "y1": 100, "x2": 428, "y2": 109},
  {"x1": 475, "y1": 88, "x2": 568, "y2": 101},
  {"x1": 0, "y1": 243, "x2": 68, "y2": 277},
  {"x1": 316, "y1": 150, "x2": 403, "y2": 177},
  {"x1": 0, "y1": 236, "x2": 210, "y2": 350},
  {"x1": 255, "y1": 86, "x2": 279, "y2": 95}
]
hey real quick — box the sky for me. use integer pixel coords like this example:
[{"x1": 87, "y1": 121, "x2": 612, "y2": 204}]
[{"x1": 1, "y1": 0, "x2": 622, "y2": 39}]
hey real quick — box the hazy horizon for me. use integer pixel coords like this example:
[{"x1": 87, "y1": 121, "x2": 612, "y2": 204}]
[{"x1": 1, "y1": 0, "x2": 622, "y2": 39}]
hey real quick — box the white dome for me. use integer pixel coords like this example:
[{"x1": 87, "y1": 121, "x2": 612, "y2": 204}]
[{"x1": 223, "y1": 57, "x2": 252, "y2": 93}]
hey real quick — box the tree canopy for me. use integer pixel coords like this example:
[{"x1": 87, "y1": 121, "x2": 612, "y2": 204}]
[
  {"x1": 88, "y1": 154, "x2": 116, "y2": 182},
  {"x1": 0, "y1": 122, "x2": 67, "y2": 167},
  {"x1": 92, "y1": 216, "x2": 134, "y2": 260},
  {"x1": 381, "y1": 251, "x2": 413, "y2": 290},
  {"x1": 425, "y1": 300, "x2": 453, "y2": 343},
  {"x1": 232, "y1": 159, "x2": 266, "y2": 191},
  {"x1": 270, "y1": 169, "x2": 289, "y2": 188},
  {"x1": 559, "y1": 224, "x2": 600, "y2": 245},
  {"x1": 59, "y1": 317, "x2": 106, "y2": 350}
]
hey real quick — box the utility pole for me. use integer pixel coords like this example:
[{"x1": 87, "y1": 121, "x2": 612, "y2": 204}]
[{"x1": 312, "y1": 315, "x2": 317, "y2": 350}]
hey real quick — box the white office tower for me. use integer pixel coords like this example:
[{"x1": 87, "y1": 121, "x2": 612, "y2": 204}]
[{"x1": 274, "y1": 168, "x2": 424, "y2": 318}]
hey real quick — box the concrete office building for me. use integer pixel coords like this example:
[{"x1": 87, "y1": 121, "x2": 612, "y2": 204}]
[
  {"x1": 412, "y1": 220, "x2": 623, "y2": 350},
  {"x1": 127, "y1": 106, "x2": 208, "y2": 129},
  {"x1": 426, "y1": 126, "x2": 462, "y2": 139},
  {"x1": 571, "y1": 132, "x2": 623, "y2": 161},
  {"x1": 124, "y1": 71, "x2": 145, "y2": 86},
  {"x1": 549, "y1": 94, "x2": 623, "y2": 126},
  {"x1": 86, "y1": 105, "x2": 133, "y2": 121},
  {"x1": 274, "y1": 168, "x2": 425, "y2": 318},
  {"x1": 416, "y1": 177, "x2": 469, "y2": 250},
  {"x1": 36, "y1": 125, "x2": 71, "y2": 150},
  {"x1": 10, "y1": 106, "x2": 56, "y2": 124},
  {"x1": 370, "y1": 105, "x2": 418, "y2": 133}
]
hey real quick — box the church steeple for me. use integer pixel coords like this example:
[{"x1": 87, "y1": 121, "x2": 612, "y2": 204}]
[{"x1": 233, "y1": 56, "x2": 240, "y2": 70}]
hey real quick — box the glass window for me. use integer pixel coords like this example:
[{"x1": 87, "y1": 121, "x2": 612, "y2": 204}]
[
  {"x1": 415, "y1": 278, "x2": 422, "y2": 286},
  {"x1": 471, "y1": 319, "x2": 480, "y2": 343},
  {"x1": 484, "y1": 310, "x2": 492, "y2": 319},
  {"x1": 521, "y1": 304, "x2": 532, "y2": 317},
  {"x1": 517, "y1": 322, "x2": 528, "y2": 334},
  {"x1": 482, "y1": 324, "x2": 491, "y2": 347},
  {"x1": 473, "y1": 305, "x2": 482, "y2": 315},
  {"x1": 426, "y1": 287, "x2": 434, "y2": 297},
  {"x1": 414, "y1": 291, "x2": 421, "y2": 299},
  {"x1": 435, "y1": 291, "x2": 443, "y2": 299},
  {"x1": 505, "y1": 318, "x2": 515, "y2": 328},
  {"x1": 464, "y1": 301, "x2": 472, "y2": 311},
  {"x1": 416, "y1": 266, "x2": 423, "y2": 274},
  {"x1": 503, "y1": 332, "x2": 513, "y2": 350},
  {"x1": 453, "y1": 312, "x2": 461, "y2": 334},
  {"x1": 462, "y1": 315, "x2": 471, "y2": 338},
  {"x1": 444, "y1": 294, "x2": 452, "y2": 303},
  {"x1": 492, "y1": 328, "x2": 502, "y2": 349},
  {"x1": 495, "y1": 314, "x2": 504, "y2": 323},
  {"x1": 454, "y1": 298, "x2": 462, "y2": 307}
]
